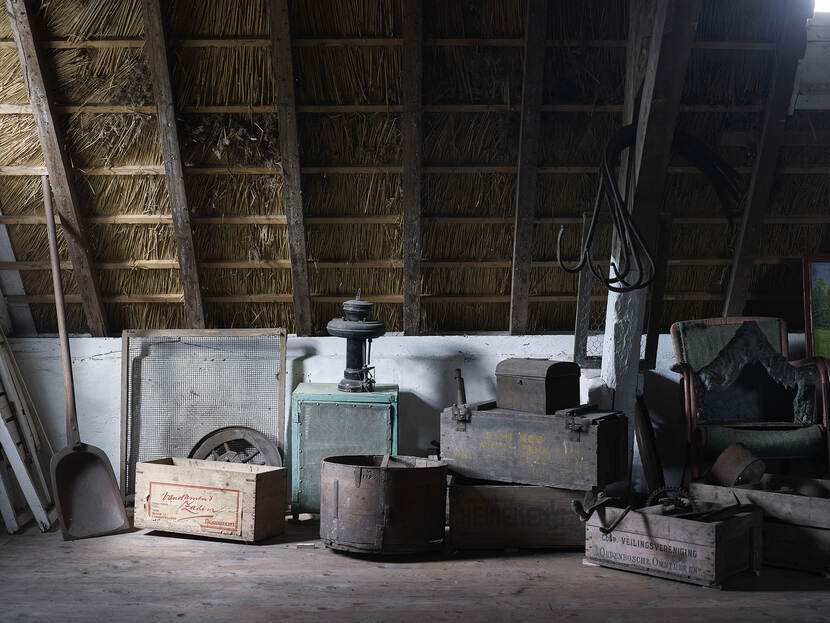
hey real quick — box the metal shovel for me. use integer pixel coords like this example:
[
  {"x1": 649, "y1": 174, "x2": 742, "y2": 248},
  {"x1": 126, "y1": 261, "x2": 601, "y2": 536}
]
[{"x1": 43, "y1": 177, "x2": 129, "y2": 540}]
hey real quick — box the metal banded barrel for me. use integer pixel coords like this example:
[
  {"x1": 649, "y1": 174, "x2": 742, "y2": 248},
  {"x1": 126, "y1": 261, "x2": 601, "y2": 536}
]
[{"x1": 320, "y1": 454, "x2": 447, "y2": 554}]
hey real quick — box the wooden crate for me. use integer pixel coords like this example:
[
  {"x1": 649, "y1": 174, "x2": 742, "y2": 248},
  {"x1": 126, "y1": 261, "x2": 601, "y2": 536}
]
[
  {"x1": 134, "y1": 458, "x2": 286, "y2": 543},
  {"x1": 449, "y1": 482, "x2": 584, "y2": 550},
  {"x1": 440, "y1": 401, "x2": 627, "y2": 490},
  {"x1": 691, "y1": 474, "x2": 830, "y2": 574},
  {"x1": 585, "y1": 505, "x2": 763, "y2": 587}
]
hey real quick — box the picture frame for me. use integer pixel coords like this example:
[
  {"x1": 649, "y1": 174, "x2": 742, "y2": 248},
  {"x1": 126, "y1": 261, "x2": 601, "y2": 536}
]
[{"x1": 803, "y1": 254, "x2": 830, "y2": 357}]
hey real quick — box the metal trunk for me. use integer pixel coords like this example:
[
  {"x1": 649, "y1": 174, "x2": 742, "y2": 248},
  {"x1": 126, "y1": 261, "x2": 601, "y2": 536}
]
[
  {"x1": 495, "y1": 359, "x2": 580, "y2": 414},
  {"x1": 320, "y1": 455, "x2": 447, "y2": 554}
]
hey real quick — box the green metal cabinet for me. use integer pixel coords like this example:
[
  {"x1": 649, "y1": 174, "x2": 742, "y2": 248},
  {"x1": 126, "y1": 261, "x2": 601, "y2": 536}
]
[{"x1": 290, "y1": 383, "x2": 398, "y2": 514}]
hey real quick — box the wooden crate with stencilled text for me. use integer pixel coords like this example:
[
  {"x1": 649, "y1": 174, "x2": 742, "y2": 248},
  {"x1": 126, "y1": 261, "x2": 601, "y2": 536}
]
[
  {"x1": 440, "y1": 402, "x2": 627, "y2": 490},
  {"x1": 449, "y1": 481, "x2": 585, "y2": 549},
  {"x1": 134, "y1": 458, "x2": 286, "y2": 542},
  {"x1": 585, "y1": 505, "x2": 763, "y2": 587}
]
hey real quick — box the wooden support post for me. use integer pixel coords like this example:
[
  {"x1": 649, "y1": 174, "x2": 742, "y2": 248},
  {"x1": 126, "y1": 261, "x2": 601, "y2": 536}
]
[
  {"x1": 573, "y1": 213, "x2": 595, "y2": 367},
  {"x1": 268, "y1": 0, "x2": 312, "y2": 336},
  {"x1": 643, "y1": 212, "x2": 673, "y2": 369},
  {"x1": 722, "y1": 0, "x2": 812, "y2": 316},
  {"x1": 600, "y1": 0, "x2": 701, "y2": 484},
  {"x1": 401, "y1": 0, "x2": 423, "y2": 335},
  {"x1": 509, "y1": 0, "x2": 547, "y2": 335},
  {"x1": 4, "y1": 0, "x2": 109, "y2": 336},
  {"x1": 141, "y1": 0, "x2": 205, "y2": 329}
]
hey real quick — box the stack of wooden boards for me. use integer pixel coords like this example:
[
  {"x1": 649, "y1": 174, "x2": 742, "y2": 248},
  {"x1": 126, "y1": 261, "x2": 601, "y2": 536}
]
[
  {"x1": 0, "y1": 329, "x2": 56, "y2": 533},
  {"x1": 440, "y1": 359, "x2": 627, "y2": 550}
]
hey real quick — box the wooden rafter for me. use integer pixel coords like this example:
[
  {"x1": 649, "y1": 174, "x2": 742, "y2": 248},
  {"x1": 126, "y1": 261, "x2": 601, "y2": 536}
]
[
  {"x1": 268, "y1": 0, "x2": 312, "y2": 336},
  {"x1": 401, "y1": 0, "x2": 423, "y2": 335},
  {"x1": 600, "y1": 0, "x2": 701, "y2": 476},
  {"x1": 722, "y1": 0, "x2": 812, "y2": 316},
  {"x1": 141, "y1": 0, "x2": 205, "y2": 329},
  {"x1": 509, "y1": 0, "x2": 547, "y2": 335},
  {"x1": 4, "y1": 0, "x2": 108, "y2": 336}
]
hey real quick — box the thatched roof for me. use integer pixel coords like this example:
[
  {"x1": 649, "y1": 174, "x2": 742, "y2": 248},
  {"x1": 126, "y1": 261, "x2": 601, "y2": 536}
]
[{"x1": 0, "y1": 0, "x2": 826, "y2": 335}]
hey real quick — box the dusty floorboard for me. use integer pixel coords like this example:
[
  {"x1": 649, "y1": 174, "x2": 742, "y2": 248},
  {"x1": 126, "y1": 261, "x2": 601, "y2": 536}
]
[{"x1": 1, "y1": 520, "x2": 829, "y2": 622}]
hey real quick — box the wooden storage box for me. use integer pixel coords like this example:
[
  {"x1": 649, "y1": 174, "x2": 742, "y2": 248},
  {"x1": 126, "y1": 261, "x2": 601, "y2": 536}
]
[
  {"x1": 440, "y1": 402, "x2": 627, "y2": 490},
  {"x1": 449, "y1": 481, "x2": 584, "y2": 549},
  {"x1": 691, "y1": 474, "x2": 830, "y2": 574},
  {"x1": 495, "y1": 359, "x2": 580, "y2": 414},
  {"x1": 585, "y1": 505, "x2": 763, "y2": 587},
  {"x1": 134, "y1": 458, "x2": 286, "y2": 543}
]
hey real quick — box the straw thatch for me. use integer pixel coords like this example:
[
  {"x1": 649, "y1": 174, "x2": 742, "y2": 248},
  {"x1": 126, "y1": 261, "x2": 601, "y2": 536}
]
[
  {"x1": 50, "y1": 48, "x2": 151, "y2": 105},
  {"x1": 173, "y1": 48, "x2": 274, "y2": 108},
  {"x1": 543, "y1": 47, "x2": 625, "y2": 106},
  {"x1": 180, "y1": 114, "x2": 280, "y2": 166},
  {"x1": 422, "y1": 303, "x2": 510, "y2": 333},
  {"x1": 535, "y1": 174, "x2": 600, "y2": 218},
  {"x1": 186, "y1": 175, "x2": 284, "y2": 216},
  {"x1": 76, "y1": 176, "x2": 170, "y2": 216},
  {"x1": 424, "y1": 47, "x2": 522, "y2": 104},
  {"x1": 310, "y1": 266, "x2": 400, "y2": 296},
  {"x1": 422, "y1": 267, "x2": 510, "y2": 296},
  {"x1": 0, "y1": 0, "x2": 819, "y2": 335},
  {"x1": 423, "y1": 223, "x2": 512, "y2": 261},
  {"x1": 194, "y1": 224, "x2": 288, "y2": 261},
  {"x1": 683, "y1": 50, "x2": 774, "y2": 106},
  {"x1": 66, "y1": 113, "x2": 161, "y2": 168},
  {"x1": 299, "y1": 113, "x2": 400, "y2": 164},
  {"x1": 546, "y1": 1, "x2": 627, "y2": 40},
  {"x1": 201, "y1": 268, "x2": 291, "y2": 296},
  {"x1": 540, "y1": 113, "x2": 621, "y2": 166},
  {"x1": 307, "y1": 223, "x2": 401, "y2": 261},
  {"x1": 167, "y1": 0, "x2": 268, "y2": 37},
  {"x1": 425, "y1": 0, "x2": 523, "y2": 38},
  {"x1": 0, "y1": 49, "x2": 29, "y2": 104},
  {"x1": 40, "y1": 0, "x2": 143, "y2": 39},
  {"x1": 425, "y1": 173, "x2": 515, "y2": 217},
  {"x1": 291, "y1": 0, "x2": 399, "y2": 37},
  {"x1": 0, "y1": 115, "x2": 43, "y2": 165},
  {"x1": 210, "y1": 302, "x2": 293, "y2": 329},
  {"x1": 304, "y1": 173, "x2": 400, "y2": 217},
  {"x1": 425, "y1": 112, "x2": 519, "y2": 163},
  {"x1": 296, "y1": 48, "x2": 402, "y2": 105},
  {"x1": 695, "y1": 0, "x2": 781, "y2": 42}
]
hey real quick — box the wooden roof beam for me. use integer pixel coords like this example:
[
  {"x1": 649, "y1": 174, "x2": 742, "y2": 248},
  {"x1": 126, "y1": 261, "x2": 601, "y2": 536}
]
[
  {"x1": 509, "y1": 0, "x2": 548, "y2": 335},
  {"x1": 401, "y1": 0, "x2": 423, "y2": 335},
  {"x1": 722, "y1": 0, "x2": 812, "y2": 315},
  {"x1": 141, "y1": 0, "x2": 205, "y2": 329},
  {"x1": 600, "y1": 0, "x2": 701, "y2": 479},
  {"x1": 268, "y1": 0, "x2": 312, "y2": 336},
  {"x1": 4, "y1": 0, "x2": 108, "y2": 336}
]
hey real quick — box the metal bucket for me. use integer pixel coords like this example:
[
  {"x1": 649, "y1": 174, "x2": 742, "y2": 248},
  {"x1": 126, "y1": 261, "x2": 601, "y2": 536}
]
[{"x1": 320, "y1": 454, "x2": 447, "y2": 554}]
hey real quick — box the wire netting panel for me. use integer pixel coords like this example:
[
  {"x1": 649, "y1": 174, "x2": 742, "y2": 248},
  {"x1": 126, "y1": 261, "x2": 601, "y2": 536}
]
[{"x1": 125, "y1": 333, "x2": 284, "y2": 496}]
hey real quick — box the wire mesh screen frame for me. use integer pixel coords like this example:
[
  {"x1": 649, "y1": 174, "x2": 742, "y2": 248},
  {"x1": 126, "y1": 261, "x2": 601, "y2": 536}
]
[{"x1": 120, "y1": 329, "x2": 287, "y2": 498}]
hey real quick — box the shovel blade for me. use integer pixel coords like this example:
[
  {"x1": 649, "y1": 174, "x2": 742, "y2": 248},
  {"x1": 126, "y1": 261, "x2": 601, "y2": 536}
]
[{"x1": 50, "y1": 444, "x2": 130, "y2": 540}]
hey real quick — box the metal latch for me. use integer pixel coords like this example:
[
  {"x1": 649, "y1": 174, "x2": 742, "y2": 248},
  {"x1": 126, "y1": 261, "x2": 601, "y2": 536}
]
[{"x1": 566, "y1": 415, "x2": 592, "y2": 432}]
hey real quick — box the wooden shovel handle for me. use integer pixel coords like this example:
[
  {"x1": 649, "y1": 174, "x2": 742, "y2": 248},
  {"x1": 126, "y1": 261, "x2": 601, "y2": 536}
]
[{"x1": 42, "y1": 177, "x2": 80, "y2": 447}]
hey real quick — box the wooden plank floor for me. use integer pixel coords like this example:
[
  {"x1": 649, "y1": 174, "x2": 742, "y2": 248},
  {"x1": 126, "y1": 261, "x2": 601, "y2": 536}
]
[{"x1": 1, "y1": 520, "x2": 829, "y2": 622}]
